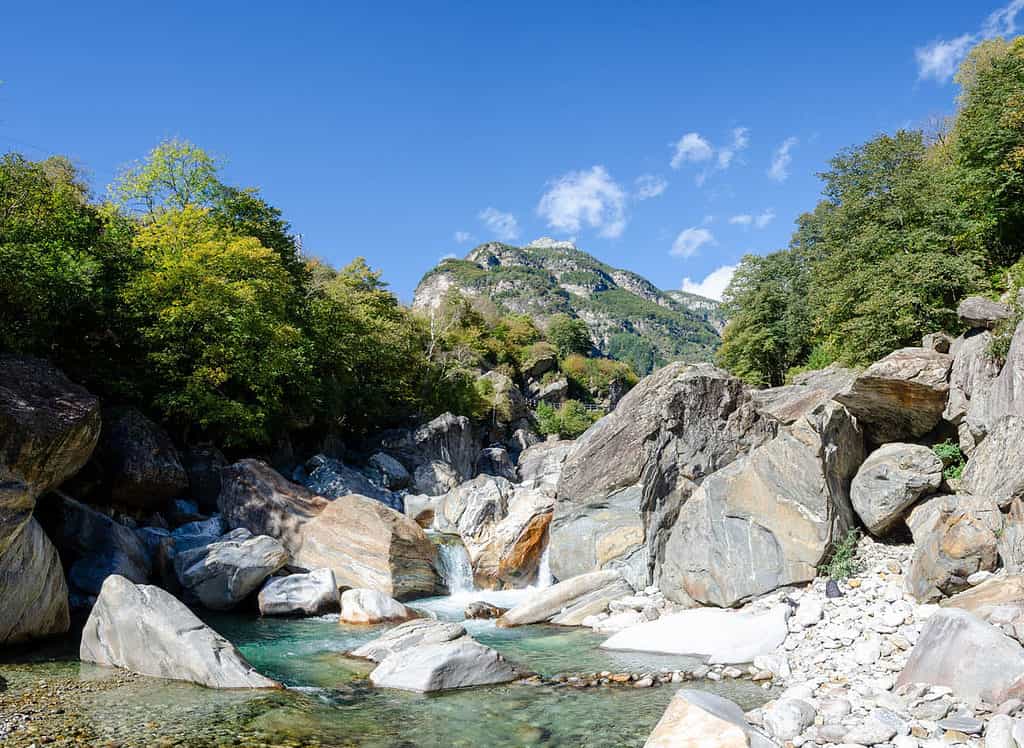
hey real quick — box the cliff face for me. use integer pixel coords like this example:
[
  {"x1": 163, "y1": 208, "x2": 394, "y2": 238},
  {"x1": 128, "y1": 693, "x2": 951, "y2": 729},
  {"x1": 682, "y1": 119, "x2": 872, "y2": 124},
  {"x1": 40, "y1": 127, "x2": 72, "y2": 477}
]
[{"x1": 413, "y1": 239, "x2": 723, "y2": 373}]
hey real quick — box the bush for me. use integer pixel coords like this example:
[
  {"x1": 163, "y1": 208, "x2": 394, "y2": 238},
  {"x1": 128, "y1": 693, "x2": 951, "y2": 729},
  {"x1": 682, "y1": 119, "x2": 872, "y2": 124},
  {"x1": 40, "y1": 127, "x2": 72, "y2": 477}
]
[
  {"x1": 932, "y1": 439, "x2": 967, "y2": 480},
  {"x1": 820, "y1": 529, "x2": 862, "y2": 580},
  {"x1": 534, "y1": 399, "x2": 598, "y2": 439}
]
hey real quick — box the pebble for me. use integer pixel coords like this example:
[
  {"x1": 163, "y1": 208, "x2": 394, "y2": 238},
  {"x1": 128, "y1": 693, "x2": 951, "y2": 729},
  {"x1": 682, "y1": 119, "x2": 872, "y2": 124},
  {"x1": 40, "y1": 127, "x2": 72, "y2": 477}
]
[{"x1": 938, "y1": 716, "x2": 983, "y2": 735}]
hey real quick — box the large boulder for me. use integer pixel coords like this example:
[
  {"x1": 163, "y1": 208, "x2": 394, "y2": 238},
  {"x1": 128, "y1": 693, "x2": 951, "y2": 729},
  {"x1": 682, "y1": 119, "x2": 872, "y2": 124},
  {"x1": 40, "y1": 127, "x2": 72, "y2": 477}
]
[
  {"x1": 296, "y1": 454, "x2": 401, "y2": 512},
  {"x1": 81, "y1": 575, "x2": 279, "y2": 688},
  {"x1": 366, "y1": 452, "x2": 410, "y2": 491},
  {"x1": 659, "y1": 402, "x2": 864, "y2": 607},
  {"x1": 0, "y1": 518, "x2": 70, "y2": 644},
  {"x1": 515, "y1": 439, "x2": 574, "y2": 496},
  {"x1": 369, "y1": 637, "x2": 520, "y2": 693},
  {"x1": 258, "y1": 568, "x2": 339, "y2": 617},
  {"x1": 961, "y1": 416, "x2": 1024, "y2": 508},
  {"x1": 99, "y1": 408, "x2": 188, "y2": 509},
  {"x1": 293, "y1": 494, "x2": 442, "y2": 600},
  {"x1": 496, "y1": 569, "x2": 633, "y2": 627},
  {"x1": 550, "y1": 363, "x2": 777, "y2": 589},
  {"x1": 474, "y1": 447, "x2": 516, "y2": 482},
  {"x1": 943, "y1": 575, "x2": 1024, "y2": 623},
  {"x1": 602, "y1": 605, "x2": 789, "y2": 665},
  {"x1": 42, "y1": 493, "x2": 152, "y2": 596},
  {"x1": 751, "y1": 364, "x2": 856, "y2": 425},
  {"x1": 175, "y1": 528, "x2": 290, "y2": 610},
  {"x1": 340, "y1": 588, "x2": 419, "y2": 624},
  {"x1": 218, "y1": 459, "x2": 327, "y2": 555},
  {"x1": 182, "y1": 445, "x2": 228, "y2": 514},
  {"x1": 896, "y1": 608, "x2": 1024, "y2": 704},
  {"x1": 437, "y1": 476, "x2": 554, "y2": 588},
  {"x1": 986, "y1": 319, "x2": 1024, "y2": 422},
  {"x1": 834, "y1": 347, "x2": 952, "y2": 444},
  {"x1": 644, "y1": 689, "x2": 776, "y2": 748},
  {"x1": 958, "y1": 295, "x2": 1013, "y2": 330},
  {"x1": 0, "y1": 354, "x2": 101, "y2": 645},
  {"x1": 944, "y1": 331, "x2": 1001, "y2": 453},
  {"x1": 351, "y1": 618, "x2": 466, "y2": 662},
  {"x1": 379, "y1": 413, "x2": 479, "y2": 495},
  {"x1": 906, "y1": 494, "x2": 1003, "y2": 601},
  {"x1": 850, "y1": 443, "x2": 943, "y2": 535}
]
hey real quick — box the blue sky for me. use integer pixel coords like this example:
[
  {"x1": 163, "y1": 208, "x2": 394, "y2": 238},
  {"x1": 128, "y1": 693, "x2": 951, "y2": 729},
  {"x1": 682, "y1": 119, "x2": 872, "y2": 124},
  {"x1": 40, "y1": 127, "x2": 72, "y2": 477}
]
[{"x1": 1, "y1": 1, "x2": 1017, "y2": 301}]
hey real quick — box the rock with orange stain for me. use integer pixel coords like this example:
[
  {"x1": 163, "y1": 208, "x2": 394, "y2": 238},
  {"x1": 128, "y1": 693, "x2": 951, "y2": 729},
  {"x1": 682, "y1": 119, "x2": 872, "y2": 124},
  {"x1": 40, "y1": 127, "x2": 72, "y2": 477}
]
[{"x1": 644, "y1": 689, "x2": 775, "y2": 748}]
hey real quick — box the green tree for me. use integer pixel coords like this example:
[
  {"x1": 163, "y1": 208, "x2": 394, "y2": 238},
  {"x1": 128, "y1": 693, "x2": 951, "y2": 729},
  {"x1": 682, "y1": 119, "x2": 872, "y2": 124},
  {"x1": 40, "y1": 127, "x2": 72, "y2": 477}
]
[
  {"x1": 111, "y1": 138, "x2": 222, "y2": 216},
  {"x1": 545, "y1": 313, "x2": 592, "y2": 357}
]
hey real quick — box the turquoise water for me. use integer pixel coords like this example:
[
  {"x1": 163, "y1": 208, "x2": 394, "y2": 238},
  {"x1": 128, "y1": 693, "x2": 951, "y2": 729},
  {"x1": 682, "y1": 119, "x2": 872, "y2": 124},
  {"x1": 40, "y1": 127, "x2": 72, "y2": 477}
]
[{"x1": 2, "y1": 593, "x2": 772, "y2": 747}]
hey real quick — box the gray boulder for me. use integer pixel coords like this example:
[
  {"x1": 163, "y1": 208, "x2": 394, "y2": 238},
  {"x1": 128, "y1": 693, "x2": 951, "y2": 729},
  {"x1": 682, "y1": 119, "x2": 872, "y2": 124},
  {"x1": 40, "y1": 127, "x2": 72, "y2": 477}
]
[
  {"x1": 0, "y1": 354, "x2": 101, "y2": 645},
  {"x1": 351, "y1": 618, "x2": 467, "y2": 662},
  {"x1": 962, "y1": 416, "x2": 1024, "y2": 508},
  {"x1": 850, "y1": 443, "x2": 943, "y2": 535},
  {"x1": 369, "y1": 637, "x2": 520, "y2": 693},
  {"x1": 907, "y1": 494, "x2": 1002, "y2": 601},
  {"x1": 944, "y1": 331, "x2": 1001, "y2": 453},
  {"x1": 297, "y1": 454, "x2": 401, "y2": 512},
  {"x1": 979, "y1": 318, "x2": 1024, "y2": 425},
  {"x1": 339, "y1": 588, "x2": 418, "y2": 624},
  {"x1": 175, "y1": 528, "x2": 290, "y2": 610},
  {"x1": 515, "y1": 439, "x2": 574, "y2": 496},
  {"x1": 644, "y1": 689, "x2": 776, "y2": 748},
  {"x1": 258, "y1": 568, "x2": 339, "y2": 617},
  {"x1": 496, "y1": 569, "x2": 633, "y2": 627},
  {"x1": 922, "y1": 331, "x2": 953, "y2": 353},
  {"x1": 100, "y1": 408, "x2": 188, "y2": 509},
  {"x1": 182, "y1": 445, "x2": 227, "y2": 514},
  {"x1": 896, "y1": 608, "x2": 1024, "y2": 704},
  {"x1": 44, "y1": 494, "x2": 152, "y2": 596},
  {"x1": 81, "y1": 574, "x2": 279, "y2": 688},
  {"x1": 751, "y1": 364, "x2": 856, "y2": 425},
  {"x1": 659, "y1": 402, "x2": 863, "y2": 607},
  {"x1": 834, "y1": 347, "x2": 952, "y2": 444},
  {"x1": 379, "y1": 413, "x2": 478, "y2": 495},
  {"x1": 366, "y1": 452, "x2": 410, "y2": 490},
  {"x1": 550, "y1": 363, "x2": 777, "y2": 589},
  {"x1": 171, "y1": 515, "x2": 226, "y2": 553},
  {"x1": 958, "y1": 295, "x2": 1013, "y2": 329},
  {"x1": 474, "y1": 447, "x2": 516, "y2": 481}
]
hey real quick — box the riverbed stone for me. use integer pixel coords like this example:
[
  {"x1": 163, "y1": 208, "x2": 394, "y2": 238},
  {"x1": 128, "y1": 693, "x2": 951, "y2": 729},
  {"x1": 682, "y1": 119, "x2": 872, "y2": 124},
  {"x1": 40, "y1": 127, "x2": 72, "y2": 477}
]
[
  {"x1": 644, "y1": 689, "x2": 776, "y2": 748},
  {"x1": 834, "y1": 346, "x2": 952, "y2": 444},
  {"x1": 896, "y1": 608, "x2": 1024, "y2": 704},
  {"x1": 959, "y1": 296, "x2": 1013, "y2": 329},
  {"x1": 601, "y1": 605, "x2": 790, "y2": 665},
  {"x1": 258, "y1": 568, "x2": 340, "y2": 617},
  {"x1": 293, "y1": 494, "x2": 442, "y2": 600},
  {"x1": 763, "y1": 698, "x2": 816, "y2": 741},
  {"x1": 550, "y1": 363, "x2": 777, "y2": 590},
  {"x1": 369, "y1": 636, "x2": 520, "y2": 693},
  {"x1": 496, "y1": 569, "x2": 633, "y2": 627},
  {"x1": 340, "y1": 588, "x2": 419, "y2": 624},
  {"x1": 906, "y1": 494, "x2": 1002, "y2": 601},
  {"x1": 175, "y1": 528, "x2": 290, "y2": 610},
  {"x1": 80, "y1": 574, "x2": 279, "y2": 688},
  {"x1": 659, "y1": 401, "x2": 863, "y2": 607},
  {"x1": 351, "y1": 618, "x2": 467, "y2": 662},
  {"x1": 850, "y1": 443, "x2": 943, "y2": 535}
]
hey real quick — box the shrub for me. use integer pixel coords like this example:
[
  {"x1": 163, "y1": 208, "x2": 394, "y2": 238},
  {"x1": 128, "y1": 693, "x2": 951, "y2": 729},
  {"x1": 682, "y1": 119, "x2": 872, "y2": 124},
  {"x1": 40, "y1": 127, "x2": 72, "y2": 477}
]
[
  {"x1": 820, "y1": 529, "x2": 862, "y2": 580},
  {"x1": 534, "y1": 399, "x2": 598, "y2": 439},
  {"x1": 932, "y1": 439, "x2": 966, "y2": 480}
]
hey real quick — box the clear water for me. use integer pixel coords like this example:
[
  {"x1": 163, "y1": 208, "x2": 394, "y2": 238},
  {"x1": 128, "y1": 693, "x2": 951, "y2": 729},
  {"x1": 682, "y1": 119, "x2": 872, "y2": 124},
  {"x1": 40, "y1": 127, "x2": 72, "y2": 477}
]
[{"x1": 2, "y1": 600, "x2": 772, "y2": 747}]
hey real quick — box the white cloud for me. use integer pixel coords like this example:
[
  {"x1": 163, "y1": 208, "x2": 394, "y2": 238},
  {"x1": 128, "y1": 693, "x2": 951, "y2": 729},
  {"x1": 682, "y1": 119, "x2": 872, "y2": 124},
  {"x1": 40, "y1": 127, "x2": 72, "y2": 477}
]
[
  {"x1": 537, "y1": 165, "x2": 627, "y2": 238},
  {"x1": 916, "y1": 1, "x2": 1024, "y2": 82},
  {"x1": 768, "y1": 137, "x2": 798, "y2": 182},
  {"x1": 478, "y1": 207, "x2": 520, "y2": 241},
  {"x1": 729, "y1": 214, "x2": 753, "y2": 226},
  {"x1": 453, "y1": 230, "x2": 473, "y2": 244},
  {"x1": 754, "y1": 208, "x2": 776, "y2": 228},
  {"x1": 717, "y1": 127, "x2": 750, "y2": 169},
  {"x1": 670, "y1": 132, "x2": 713, "y2": 168},
  {"x1": 670, "y1": 227, "x2": 715, "y2": 258},
  {"x1": 634, "y1": 174, "x2": 668, "y2": 200},
  {"x1": 681, "y1": 264, "x2": 737, "y2": 301},
  {"x1": 439, "y1": 252, "x2": 458, "y2": 261}
]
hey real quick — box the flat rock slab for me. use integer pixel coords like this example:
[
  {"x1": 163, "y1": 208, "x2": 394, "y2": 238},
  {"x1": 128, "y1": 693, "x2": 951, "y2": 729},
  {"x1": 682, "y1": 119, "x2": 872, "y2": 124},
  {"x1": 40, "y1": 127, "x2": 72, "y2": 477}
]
[
  {"x1": 351, "y1": 618, "x2": 466, "y2": 663},
  {"x1": 601, "y1": 605, "x2": 789, "y2": 665},
  {"x1": 496, "y1": 569, "x2": 632, "y2": 627},
  {"x1": 369, "y1": 637, "x2": 520, "y2": 693},
  {"x1": 644, "y1": 689, "x2": 775, "y2": 748},
  {"x1": 81, "y1": 575, "x2": 279, "y2": 689}
]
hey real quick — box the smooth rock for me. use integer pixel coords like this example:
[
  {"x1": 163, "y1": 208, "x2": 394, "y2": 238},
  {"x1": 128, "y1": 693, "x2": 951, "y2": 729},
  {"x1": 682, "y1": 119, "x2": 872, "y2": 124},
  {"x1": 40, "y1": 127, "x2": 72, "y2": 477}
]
[
  {"x1": 763, "y1": 698, "x2": 816, "y2": 741},
  {"x1": 175, "y1": 528, "x2": 289, "y2": 610},
  {"x1": 601, "y1": 605, "x2": 790, "y2": 665},
  {"x1": 369, "y1": 636, "x2": 519, "y2": 693},
  {"x1": 752, "y1": 364, "x2": 857, "y2": 425},
  {"x1": 258, "y1": 568, "x2": 339, "y2": 617},
  {"x1": 962, "y1": 416, "x2": 1024, "y2": 508},
  {"x1": 896, "y1": 608, "x2": 1024, "y2": 704},
  {"x1": 0, "y1": 518, "x2": 70, "y2": 644},
  {"x1": 99, "y1": 408, "x2": 188, "y2": 509},
  {"x1": 985, "y1": 714, "x2": 1016, "y2": 748},
  {"x1": 474, "y1": 446, "x2": 516, "y2": 482},
  {"x1": 340, "y1": 588, "x2": 418, "y2": 624},
  {"x1": 496, "y1": 570, "x2": 633, "y2": 627},
  {"x1": 550, "y1": 363, "x2": 777, "y2": 590},
  {"x1": 958, "y1": 296, "x2": 1013, "y2": 329},
  {"x1": 515, "y1": 439, "x2": 574, "y2": 497},
  {"x1": 850, "y1": 443, "x2": 943, "y2": 535},
  {"x1": 834, "y1": 347, "x2": 952, "y2": 444},
  {"x1": 465, "y1": 601, "x2": 507, "y2": 619},
  {"x1": 297, "y1": 454, "x2": 401, "y2": 512},
  {"x1": 366, "y1": 452, "x2": 410, "y2": 491},
  {"x1": 644, "y1": 689, "x2": 776, "y2": 748},
  {"x1": 351, "y1": 618, "x2": 467, "y2": 662},
  {"x1": 378, "y1": 413, "x2": 479, "y2": 495},
  {"x1": 80, "y1": 575, "x2": 279, "y2": 688}
]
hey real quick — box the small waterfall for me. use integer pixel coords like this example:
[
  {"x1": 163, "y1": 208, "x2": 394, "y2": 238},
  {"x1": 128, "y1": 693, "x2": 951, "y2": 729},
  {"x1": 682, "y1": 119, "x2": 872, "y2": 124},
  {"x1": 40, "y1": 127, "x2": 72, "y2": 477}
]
[
  {"x1": 535, "y1": 544, "x2": 554, "y2": 589},
  {"x1": 435, "y1": 535, "x2": 475, "y2": 595}
]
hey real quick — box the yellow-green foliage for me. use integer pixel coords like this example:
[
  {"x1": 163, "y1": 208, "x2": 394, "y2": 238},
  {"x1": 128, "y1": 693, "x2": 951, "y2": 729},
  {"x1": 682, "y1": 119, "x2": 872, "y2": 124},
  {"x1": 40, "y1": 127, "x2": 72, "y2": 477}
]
[{"x1": 560, "y1": 353, "x2": 638, "y2": 400}]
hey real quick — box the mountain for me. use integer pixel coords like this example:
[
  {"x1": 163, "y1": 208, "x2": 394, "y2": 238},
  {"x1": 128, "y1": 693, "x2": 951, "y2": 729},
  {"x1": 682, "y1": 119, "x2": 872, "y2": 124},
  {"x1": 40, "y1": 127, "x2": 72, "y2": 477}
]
[{"x1": 413, "y1": 238, "x2": 724, "y2": 374}]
